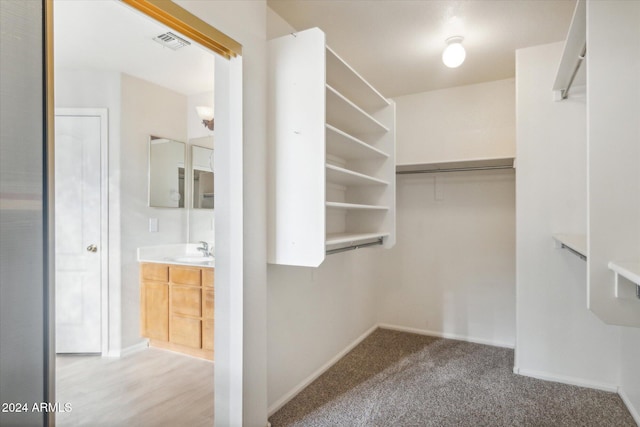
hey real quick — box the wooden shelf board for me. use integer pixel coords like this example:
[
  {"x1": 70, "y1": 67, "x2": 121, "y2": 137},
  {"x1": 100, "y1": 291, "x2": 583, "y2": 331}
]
[
  {"x1": 396, "y1": 157, "x2": 515, "y2": 174},
  {"x1": 326, "y1": 232, "x2": 390, "y2": 246},
  {"x1": 325, "y1": 46, "x2": 389, "y2": 112},
  {"x1": 326, "y1": 164, "x2": 389, "y2": 187},
  {"x1": 553, "y1": 233, "x2": 587, "y2": 258},
  {"x1": 326, "y1": 201, "x2": 389, "y2": 211},
  {"x1": 326, "y1": 85, "x2": 389, "y2": 135},
  {"x1": 326, "y1": 124, "x2": 389, "y2": 160}
]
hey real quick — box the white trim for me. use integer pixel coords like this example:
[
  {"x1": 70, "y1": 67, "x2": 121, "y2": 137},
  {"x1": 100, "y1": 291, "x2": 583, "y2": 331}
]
[
  {"x1": 618, "y1": 386, "x2": 640, "y2": 426},
  {"x1": 106, "y1": 339, "x2": 149, "y2": 358},
  {"x1": 514, "y1": 367, "x2": 618, "y2": 393},
  {"x1": 55, "y1": 108, "x2": 111, "y2": 357},
  {"x1": 378, "y1": 323, "x2": 515, "y2": 349},
  {"x1": 267, "y1": 324, "x2": 378, "y2": 416}
]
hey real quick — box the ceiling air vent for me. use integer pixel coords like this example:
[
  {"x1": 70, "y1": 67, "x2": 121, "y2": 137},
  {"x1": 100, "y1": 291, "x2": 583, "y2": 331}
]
[{"x1": 152, "y1": 32, "x2": 191, "y2": 50}]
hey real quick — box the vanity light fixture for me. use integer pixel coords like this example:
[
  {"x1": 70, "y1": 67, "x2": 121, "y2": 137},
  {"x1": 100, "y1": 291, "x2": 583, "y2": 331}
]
[
  {"x1": 196, "y1": 106, "x2": 214, "y2": 131},
  {"x1": 442, "y1": 36, "x2": 466, "y2": 68}
]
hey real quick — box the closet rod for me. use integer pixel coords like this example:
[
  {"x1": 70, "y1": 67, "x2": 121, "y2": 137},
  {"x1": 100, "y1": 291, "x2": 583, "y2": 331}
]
[
  {"x1": 326, "y1": 238, "x2": 383, "y2": 255},
  {"x1": 396, "y1": 165, "x2": 513, "y2": 175},
  {"x1": 560, "y1": 243, "x2": 587, "y2": 261},
  {"x1": 560, "y1": 44, "x2": 586, "y2": 100}
]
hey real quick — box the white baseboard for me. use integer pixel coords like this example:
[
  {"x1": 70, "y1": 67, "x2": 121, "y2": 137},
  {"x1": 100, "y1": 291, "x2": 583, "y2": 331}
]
[
  {"x1": 113, "y1": 340, "x2": 148, "y2": 358},
  {"x1": 513, "y1": 366, "x2": 618, "y2": 393},
  {"x1": 267, "y1": 324, "x2": 378, "y2": 416},
  {"x1": 378, "y1": 323, "x2": 515, "y2": 349},
  {"x1": 618, "y1": 386, "x2": 640, "y2": 426}
]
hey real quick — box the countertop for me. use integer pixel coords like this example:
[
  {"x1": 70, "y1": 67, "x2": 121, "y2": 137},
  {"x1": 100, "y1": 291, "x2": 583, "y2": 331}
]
[{"x1": 137, "y1": 244, "x2": 215, "y2": 267}]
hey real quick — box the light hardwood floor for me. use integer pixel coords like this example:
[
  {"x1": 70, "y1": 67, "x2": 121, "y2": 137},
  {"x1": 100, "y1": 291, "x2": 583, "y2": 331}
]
[{"x1": 56, "y1": 347, "x2": 214, "y2": 427}]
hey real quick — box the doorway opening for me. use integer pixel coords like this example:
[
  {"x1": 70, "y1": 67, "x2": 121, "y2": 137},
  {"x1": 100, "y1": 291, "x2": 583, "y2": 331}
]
[{"x1": 50, "y1": 0, "x2": 242, "y2": 425}]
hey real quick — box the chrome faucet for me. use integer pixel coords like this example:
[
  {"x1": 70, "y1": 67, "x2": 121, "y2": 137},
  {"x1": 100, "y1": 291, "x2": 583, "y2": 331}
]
[{"x1": 197, "y1": 241, "x2": 211, "y2": 257}]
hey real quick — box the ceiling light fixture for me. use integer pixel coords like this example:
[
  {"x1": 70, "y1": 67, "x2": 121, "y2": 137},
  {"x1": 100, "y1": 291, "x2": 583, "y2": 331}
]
[
  {"x1": 196, "y1": 106, "x2": 214, "y2": 131},
  {"x1": 442, "y1": 36, "x2": 466, "y2": 68}
]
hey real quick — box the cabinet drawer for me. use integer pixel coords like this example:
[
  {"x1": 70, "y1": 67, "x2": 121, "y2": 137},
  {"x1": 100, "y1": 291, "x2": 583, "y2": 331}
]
[
  {"x1": 203, "y1": 268, "x2": 214, "y2": 288},
  {"x1": 170, "y1": 315, "x2": 201, "y2": 349},
  {"x1": 170, "y1": 266, "x2": 201, "y2": 286},
  {"x1": 203, "y1": 289, "x2": 214, "y2": 320},
  {"x1": 171, "y1": 285, "x2": 202, "y2": 317},
  {"x1": 141, "y1": 263, "x2": 169, "y2": 282},
  {"x1": 203, "y1": 320, "x2": 214, "y2": 351}
]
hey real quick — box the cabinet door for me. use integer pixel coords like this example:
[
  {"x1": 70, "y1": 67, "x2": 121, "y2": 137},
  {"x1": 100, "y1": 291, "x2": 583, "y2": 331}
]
[
  {"x1": 171, "y1": 285, "x2": 202, "y2": 317},
  {"x1": 170, "y1": 315, "x2": 202, "y2": 349},
  {"x1": 203, "y1": 289, "x2": 214, "y2": 320},
  {"x1": 141, "y1": 282, "x2": 168, "y2": 341}
]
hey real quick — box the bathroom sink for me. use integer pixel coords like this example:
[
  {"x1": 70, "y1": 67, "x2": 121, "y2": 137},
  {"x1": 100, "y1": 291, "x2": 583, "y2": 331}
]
[{"x1": 171, "y1": 256, "x2": 214, "y2": 265}]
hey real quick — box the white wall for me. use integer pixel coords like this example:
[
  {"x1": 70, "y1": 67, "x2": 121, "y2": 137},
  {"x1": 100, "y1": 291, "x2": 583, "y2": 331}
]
[
  {"x1": 515, "y1": 42, "x2": 620, "y2": 389},
  {"x1": 621, "y1": 328, "x2": 640, "y2": 420},
  {"x1": 395, "y1": 78, "x2": 515, "y2": 165},
  {"x1": 120, "y1": 73, "x2": 188, "y2": 349},
  {"x1": 378, "y1": 169, "x2": 516, "y2": 348}
]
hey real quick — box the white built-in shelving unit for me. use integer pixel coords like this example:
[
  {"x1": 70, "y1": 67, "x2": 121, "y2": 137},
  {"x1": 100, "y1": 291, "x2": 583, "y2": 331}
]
[{"x1": 267, "y1": 28, "x2": 396, "y2": 267}]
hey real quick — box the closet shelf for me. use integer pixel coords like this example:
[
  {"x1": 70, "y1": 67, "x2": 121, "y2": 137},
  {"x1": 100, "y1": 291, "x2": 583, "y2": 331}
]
[
  {"x1": 326, "y1": 164, "x2": 389, "y2": 186},
  {"x1": 608, "y1": 261, "x2": 640, "y2": 286},
  {"x1": 553, "y1": 0, "x2": 586, "y2": 100},
  {"x1": 326, "y1": 124, "x2": 389, "y2": 160},
  {"x1": 608, "y1": 261, "x2": 640, "y2": 300},
  {"x1": 396, "y1": 157, "x2": 515, "y2": 175},
  {"x1": 553, "y1": 233, "x2": 587, "y2": 261},
  {"x1": 325, "y1": 46, "x2": 389, "y2": 112},
  {"x1": 326, "y1": 85, "x2": 390, "y2": 135},
  {"x1": 326, "y1": 232, "x2": 390, "y2": 246},
  {"x1": 326, "y1": 201, "x2": 389, "y2": 211}
]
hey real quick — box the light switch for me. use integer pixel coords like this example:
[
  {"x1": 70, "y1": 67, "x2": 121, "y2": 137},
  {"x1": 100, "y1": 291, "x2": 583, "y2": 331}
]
[{"x1": 149, "y1": 218, "x2": 159, "y2": 232}]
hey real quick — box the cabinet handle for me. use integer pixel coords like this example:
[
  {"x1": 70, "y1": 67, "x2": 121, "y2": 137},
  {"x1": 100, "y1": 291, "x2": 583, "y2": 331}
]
[{"x1": 86, "y1": 244, "x2": 98, "y2": 253}]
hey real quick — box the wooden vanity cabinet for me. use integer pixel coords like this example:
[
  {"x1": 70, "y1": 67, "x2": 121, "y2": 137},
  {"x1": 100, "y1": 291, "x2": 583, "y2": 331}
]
[{"x1": 140, "y1": 262, "x2": 214, "y2": 360}]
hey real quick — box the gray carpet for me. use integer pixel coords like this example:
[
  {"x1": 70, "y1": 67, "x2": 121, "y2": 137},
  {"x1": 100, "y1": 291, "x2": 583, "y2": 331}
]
[{"x1": 269, "y1": 329, "x2": 636, "y2": 427}]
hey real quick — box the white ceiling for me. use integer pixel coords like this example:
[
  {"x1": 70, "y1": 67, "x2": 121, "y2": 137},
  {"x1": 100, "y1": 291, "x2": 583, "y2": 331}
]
[
  {"x1": 54, "y1": 0, "x2": 215, "y2": 96},
  {"x1": 268, "y1": 0, "x2": 577, "y2": 98}
]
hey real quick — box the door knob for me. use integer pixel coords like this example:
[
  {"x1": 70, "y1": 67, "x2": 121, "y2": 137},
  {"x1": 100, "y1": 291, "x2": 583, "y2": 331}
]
[{"x1": 87, "y1": 244, "x2": 98, "y2": 253}]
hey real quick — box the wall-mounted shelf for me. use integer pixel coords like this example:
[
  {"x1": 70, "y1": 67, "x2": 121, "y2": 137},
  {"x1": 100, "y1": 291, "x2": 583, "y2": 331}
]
[
  {"x1": 553, "y1": 233, "x2": 587, "y2": 261},
  {"x1": 608, "y1": 261, "x2": 640, "y2": 300},
  {"x1": 326, "y1": 85, "x2": 389, "y2": 136},
  {"x1": 326, "y1": 164, "x2": 389, "y2": 187},
  {"x1": 325, "y1": 46, "x2": 389, "y2": 112},
  {"x1": 553, "y1": 0, "x2": 586, "y2": 100},
  {"x1": 268, "y1": 28, "x2": 395, "y2": 267},
  {"x1": 396, "y1": 157, "x2": 515, "y2": 175},
  {"x1": 326, "y1": 202, "x2": 388, "y2": 211},
  {"x1": 326, "y1": 124, "x2": 388, "y2": 160}
]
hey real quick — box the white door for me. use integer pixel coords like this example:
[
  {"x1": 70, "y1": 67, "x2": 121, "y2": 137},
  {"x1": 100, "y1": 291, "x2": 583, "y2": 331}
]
[{"x1": 55, "y1": 113, "x2": 103, "y2": 353}]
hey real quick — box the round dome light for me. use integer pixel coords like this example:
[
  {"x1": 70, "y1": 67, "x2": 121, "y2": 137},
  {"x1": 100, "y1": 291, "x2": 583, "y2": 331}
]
[{"x1": 442, "y1": 36, "x2": 466, "y2": 68}]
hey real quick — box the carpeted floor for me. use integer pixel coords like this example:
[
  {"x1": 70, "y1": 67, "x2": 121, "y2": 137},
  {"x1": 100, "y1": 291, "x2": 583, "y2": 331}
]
[{"x1": 269, "y1": 329, "x2": 636, "y2": 427}]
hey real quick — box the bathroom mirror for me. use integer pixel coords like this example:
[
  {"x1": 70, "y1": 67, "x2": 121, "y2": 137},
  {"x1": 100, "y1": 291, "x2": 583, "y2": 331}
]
[
  {"x1": 148, "y1": 136, "x2": 186, "y2": 208},
  {"x1": 192, "y1": 145, "x2": 214, "y2": 209}
]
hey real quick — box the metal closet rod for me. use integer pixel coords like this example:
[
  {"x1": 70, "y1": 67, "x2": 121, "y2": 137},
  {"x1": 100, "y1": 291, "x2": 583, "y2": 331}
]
[
  {"x1": 326, "y1": 238, "x2": 383, "y2": 255},
  {"x1": 560, "y1": 243, "x2": 587, "y2": 261},
  {"x1": 561, "y1": 44, "x2": 587, "y2": 100},
  {"x1": 396, "y1": 165, "x2": 513, "y2": 175}
]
